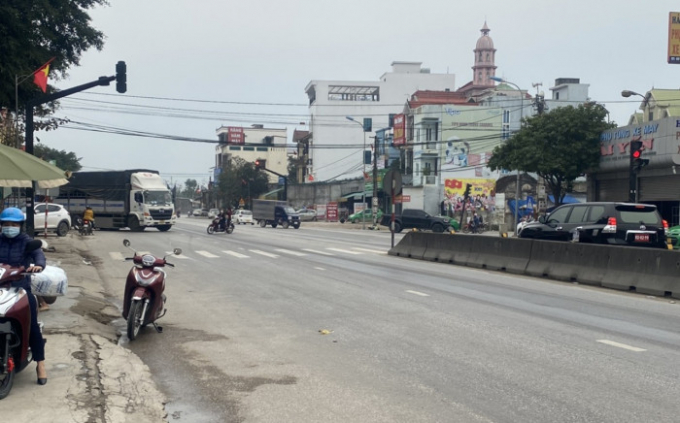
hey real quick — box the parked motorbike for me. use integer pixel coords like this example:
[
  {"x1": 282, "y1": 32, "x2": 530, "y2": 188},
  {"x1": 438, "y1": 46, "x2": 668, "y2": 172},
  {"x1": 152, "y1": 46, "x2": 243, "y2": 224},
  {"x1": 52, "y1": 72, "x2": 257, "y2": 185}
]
[
  {"x1": 121, "y1": 239, "x2": 181, "y2": 341},
  {"x1": 207, "y1": 217, "x2": 234, "y2": 235},
  {"x1": 74, "y1": 217, "x2": 93, "y2": 236},
  {"x1": 0, "y1": 240, "x2": 43, "y2": 399}
]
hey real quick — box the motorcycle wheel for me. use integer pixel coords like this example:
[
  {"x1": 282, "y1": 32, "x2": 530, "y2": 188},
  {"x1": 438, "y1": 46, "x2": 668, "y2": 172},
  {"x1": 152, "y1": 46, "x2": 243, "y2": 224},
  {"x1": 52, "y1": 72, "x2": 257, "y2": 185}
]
[
  {"x1": 0, "y1": 354, "x2": 15, "y2": 400},
  {"x1": 207, "y1": 225, "x2": 215, "y2": 235},
  {"x1": 127, "y1": 300, "x2": 144, "y2": 341}
]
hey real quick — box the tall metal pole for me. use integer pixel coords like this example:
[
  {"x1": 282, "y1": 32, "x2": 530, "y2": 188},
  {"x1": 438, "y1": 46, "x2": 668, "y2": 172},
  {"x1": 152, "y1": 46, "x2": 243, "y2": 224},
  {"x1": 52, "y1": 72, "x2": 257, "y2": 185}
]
[
  {"x1": 372, "y1": 132, "x2": 379, "y2": 228},
  {"x1": 515, "y1": 85, "x2": 524, "y2": 235},
  {"x1": 362, "y1": 130, "x2": 366, "y2": 230}
]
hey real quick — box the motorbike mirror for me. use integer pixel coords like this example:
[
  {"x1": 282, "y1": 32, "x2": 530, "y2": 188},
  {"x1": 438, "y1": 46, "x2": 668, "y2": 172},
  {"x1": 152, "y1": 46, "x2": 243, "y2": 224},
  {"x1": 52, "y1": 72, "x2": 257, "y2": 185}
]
[
  {"x1": 123, "y1": 239, "x2": 131, "y2": 248},
  {"x1": 173, "y1": 248, "x2": 182, "y2": 256},
  {"x1": 538, "y1": 216, "x2": 546, "y2": 224}
]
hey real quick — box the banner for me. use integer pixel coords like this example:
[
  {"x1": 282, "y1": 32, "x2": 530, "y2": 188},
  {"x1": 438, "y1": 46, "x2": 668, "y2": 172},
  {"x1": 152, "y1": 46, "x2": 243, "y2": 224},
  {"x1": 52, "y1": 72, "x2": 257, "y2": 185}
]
[
  {"x1": 393, "y1": 114, "x2": 406, "y2": 146},
  {"x1": 227, "y1": 127, "x2": 244, "y2": 144},
  {"x1": 443, "y1": 178, "x2": 496, "y2": 213}
]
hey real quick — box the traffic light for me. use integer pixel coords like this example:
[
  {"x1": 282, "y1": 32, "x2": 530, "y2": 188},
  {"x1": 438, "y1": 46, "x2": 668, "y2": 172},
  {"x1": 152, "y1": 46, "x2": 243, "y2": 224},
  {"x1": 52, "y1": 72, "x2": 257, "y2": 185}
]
[
  {"x1": 463, "y1": 183, "x2": 472, "y2": 198},
  {"x1": 363, "y1": 118, "x2": 372, "y2": 132},
  {"x1": 630, "y1": 140, "x2": 649, "y2": 172},
  {"x1": 255, "y1": 159, "x2": 266, "y2": 170},
  {"x1": 116, "y1": 61, "x2": 127, "y2": 93}
]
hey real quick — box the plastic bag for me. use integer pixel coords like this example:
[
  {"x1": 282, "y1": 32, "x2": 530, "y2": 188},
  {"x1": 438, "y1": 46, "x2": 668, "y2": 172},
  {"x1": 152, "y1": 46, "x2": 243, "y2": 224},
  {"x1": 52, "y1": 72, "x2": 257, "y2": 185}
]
[{"x1": 31, "y1": 265, "x2": 68, "y2": 296}]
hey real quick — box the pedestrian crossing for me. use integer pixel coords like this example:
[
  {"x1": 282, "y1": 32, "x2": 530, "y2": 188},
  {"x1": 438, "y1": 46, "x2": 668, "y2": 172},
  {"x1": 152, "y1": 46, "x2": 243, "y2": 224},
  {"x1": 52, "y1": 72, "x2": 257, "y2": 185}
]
[{"x1": 108, "y1": 246, "x2": 385, "y2": 261}]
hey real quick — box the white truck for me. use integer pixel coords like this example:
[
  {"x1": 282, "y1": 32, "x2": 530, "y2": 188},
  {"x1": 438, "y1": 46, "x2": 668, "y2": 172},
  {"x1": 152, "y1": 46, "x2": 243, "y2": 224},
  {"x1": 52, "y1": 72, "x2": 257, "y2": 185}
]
[{"x1": 56, "y1": 169, "x2": 176, "y2": 232}]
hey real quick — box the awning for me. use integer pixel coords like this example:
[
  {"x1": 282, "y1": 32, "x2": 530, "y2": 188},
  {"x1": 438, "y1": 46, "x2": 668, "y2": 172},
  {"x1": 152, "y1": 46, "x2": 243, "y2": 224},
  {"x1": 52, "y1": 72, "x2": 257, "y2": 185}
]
[
  {"x1": 260, "y1": 188, "x2": 284, "y2": 199},
  {"x1": 339, "y1": 191, "x2": 372, "y2": 201}
]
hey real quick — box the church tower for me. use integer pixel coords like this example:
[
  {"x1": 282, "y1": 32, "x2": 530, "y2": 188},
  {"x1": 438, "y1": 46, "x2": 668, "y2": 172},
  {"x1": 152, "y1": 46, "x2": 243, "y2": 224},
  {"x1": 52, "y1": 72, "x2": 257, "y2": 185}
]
[{"x1": 472, "y1": 22, "x2": 497, "y2": 87}]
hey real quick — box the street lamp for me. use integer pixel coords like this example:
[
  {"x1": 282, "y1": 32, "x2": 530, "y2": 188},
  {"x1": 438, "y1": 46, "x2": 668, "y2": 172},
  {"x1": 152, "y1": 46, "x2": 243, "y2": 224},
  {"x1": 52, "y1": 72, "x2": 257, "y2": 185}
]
[
  {"x1": 346, "y1": 116, "x2": 368, "y2": 230},
  {"x1": 621, "y1": 90, "x2": 645, "y2": 99},
  {"x1": 491, "y1": 76, "x2": 524, "y2": 236}
]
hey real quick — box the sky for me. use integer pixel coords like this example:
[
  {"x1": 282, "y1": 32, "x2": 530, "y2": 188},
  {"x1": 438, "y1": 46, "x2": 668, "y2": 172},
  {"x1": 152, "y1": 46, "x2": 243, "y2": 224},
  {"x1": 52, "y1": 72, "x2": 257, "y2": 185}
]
[{"x1": 40, "y1": 0, "x2": 680, "y2": 188}]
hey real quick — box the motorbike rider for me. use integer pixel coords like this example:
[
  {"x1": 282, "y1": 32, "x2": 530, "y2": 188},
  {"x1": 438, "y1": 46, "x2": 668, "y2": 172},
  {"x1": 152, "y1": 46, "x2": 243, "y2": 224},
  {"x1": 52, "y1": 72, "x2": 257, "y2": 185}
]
[
  {"x1": 471, "y1": 211, "x2": 481, "y2": 234},
  {"x1": 226, "y1": 207, "x2": 233, "y2": 229},
  {"x1": 83, "y1": 206, "x2": 95, "y2": 229},
  {"x1": 218, "y1": 209, "x2": 227, "y2": 230},
  {"x1": 0, "y1": 207, "x2": 48, "y2": 385}
]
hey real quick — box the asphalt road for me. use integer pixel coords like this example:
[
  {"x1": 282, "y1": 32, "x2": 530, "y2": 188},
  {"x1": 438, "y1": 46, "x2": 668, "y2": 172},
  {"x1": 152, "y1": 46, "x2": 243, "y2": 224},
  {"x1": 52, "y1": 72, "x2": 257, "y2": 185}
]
[{"x1": 88, "y1": 219, "x2": 680, "y2": 423}]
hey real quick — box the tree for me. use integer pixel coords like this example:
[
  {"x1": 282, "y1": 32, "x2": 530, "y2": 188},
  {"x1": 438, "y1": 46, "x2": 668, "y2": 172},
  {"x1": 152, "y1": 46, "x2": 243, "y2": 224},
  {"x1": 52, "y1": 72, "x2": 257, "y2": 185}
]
[
  {"x1": 34, "y1": 143, "x2": 82, "y2": 171},
  {"x1": 217, "y1": 159, "x2": 269, "y2": 208},
  {"x1": 0, "y1": 0, "x2": 107, "y2": 111},
  {"x1": 181, "y1": 179, "x2": 198, "y2": 198},
  {"x1": 487, "y1": 103, "x2": 616, "y2": 206}
]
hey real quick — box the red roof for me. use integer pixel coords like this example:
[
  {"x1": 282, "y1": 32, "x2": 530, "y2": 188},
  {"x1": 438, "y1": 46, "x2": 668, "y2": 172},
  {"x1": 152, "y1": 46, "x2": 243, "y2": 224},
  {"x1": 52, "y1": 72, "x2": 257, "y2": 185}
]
[{"x1": 407, "y1": 90, "x2": 471, "y2": 110}]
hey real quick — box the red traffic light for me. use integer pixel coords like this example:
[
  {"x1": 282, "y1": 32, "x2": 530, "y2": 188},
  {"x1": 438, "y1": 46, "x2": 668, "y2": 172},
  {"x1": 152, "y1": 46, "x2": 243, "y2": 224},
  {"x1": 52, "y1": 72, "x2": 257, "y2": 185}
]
[{"x1": 632, "y1": 150, "x2": 641, "y2": 159}]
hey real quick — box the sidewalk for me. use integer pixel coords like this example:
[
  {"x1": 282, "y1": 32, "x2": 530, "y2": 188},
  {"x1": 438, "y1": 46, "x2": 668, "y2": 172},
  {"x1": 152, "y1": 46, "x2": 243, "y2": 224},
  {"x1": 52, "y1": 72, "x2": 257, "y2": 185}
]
[{"x1": 3, "y1": 234, "x2": 166, "y2": 423}]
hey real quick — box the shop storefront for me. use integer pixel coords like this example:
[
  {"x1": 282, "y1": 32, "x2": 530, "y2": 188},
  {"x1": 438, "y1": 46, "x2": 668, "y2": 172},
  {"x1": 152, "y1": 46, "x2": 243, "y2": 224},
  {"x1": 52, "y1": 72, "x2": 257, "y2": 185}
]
[{"x1": 591, "y1": 117, "x2": 680, "y2": 224}]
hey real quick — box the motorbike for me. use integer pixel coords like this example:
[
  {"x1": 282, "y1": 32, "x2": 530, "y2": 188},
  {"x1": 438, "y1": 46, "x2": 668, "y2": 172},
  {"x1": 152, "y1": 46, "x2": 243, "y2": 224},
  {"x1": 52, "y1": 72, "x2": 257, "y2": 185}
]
[
  {"x1": 121, "y1": 239, "x2": 181, "y2": 341},
  {"x1": 207, "y1": 217, "x2": 234, "y2": 235},
  {"x1": 74, "y1": 217, "x2": 93, "y2": 236},
  {"x1": 0, "y1": 240, "x2": 44, "y2": 400}
]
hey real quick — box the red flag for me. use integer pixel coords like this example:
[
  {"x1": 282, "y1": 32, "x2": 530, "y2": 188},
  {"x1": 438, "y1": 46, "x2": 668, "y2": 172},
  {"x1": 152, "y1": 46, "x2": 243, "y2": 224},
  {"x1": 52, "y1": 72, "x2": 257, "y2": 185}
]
[{"x1": 32, "y1": 58, "x2": 55, "y2": 93}]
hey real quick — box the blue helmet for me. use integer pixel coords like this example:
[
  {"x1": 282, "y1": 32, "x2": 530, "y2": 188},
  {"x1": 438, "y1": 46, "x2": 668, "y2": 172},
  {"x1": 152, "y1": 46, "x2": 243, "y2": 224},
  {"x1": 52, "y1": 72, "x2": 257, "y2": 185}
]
[{"x1": 0, "y1": 207, "x2": 25, "y2": 222}]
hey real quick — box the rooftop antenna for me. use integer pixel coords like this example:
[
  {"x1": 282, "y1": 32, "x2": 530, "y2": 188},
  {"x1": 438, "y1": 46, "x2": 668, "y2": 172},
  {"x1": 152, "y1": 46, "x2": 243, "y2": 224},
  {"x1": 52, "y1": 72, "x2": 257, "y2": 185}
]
[{"x1": 532, "y1": 82, "x2": 543, "y2": 95}]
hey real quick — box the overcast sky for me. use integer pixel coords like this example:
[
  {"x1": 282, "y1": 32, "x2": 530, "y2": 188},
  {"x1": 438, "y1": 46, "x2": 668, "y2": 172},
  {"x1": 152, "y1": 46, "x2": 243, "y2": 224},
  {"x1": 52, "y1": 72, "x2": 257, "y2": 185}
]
[{"x1": 41, "y1": 0, "x2": 680, "y2": 187}]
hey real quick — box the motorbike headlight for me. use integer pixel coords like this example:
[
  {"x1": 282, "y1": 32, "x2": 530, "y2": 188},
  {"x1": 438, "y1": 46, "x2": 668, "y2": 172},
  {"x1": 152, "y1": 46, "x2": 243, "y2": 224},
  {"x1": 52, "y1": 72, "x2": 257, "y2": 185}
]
[{"x1": 142, "y1": 254, "x2": 155, "y2": 267}]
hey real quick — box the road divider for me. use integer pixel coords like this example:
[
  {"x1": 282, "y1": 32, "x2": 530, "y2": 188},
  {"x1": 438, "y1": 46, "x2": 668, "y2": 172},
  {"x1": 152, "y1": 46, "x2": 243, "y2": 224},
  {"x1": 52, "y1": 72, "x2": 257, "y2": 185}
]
[{"x1": 389, "y1": 232, "x2": 680, "y2": 299}]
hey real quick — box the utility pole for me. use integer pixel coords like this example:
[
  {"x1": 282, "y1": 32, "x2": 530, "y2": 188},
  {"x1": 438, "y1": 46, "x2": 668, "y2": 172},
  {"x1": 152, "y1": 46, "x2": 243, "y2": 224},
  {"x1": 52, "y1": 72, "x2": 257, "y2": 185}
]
[{"x1": 372, "y1": 135, "x2": 379, "y2": 228}]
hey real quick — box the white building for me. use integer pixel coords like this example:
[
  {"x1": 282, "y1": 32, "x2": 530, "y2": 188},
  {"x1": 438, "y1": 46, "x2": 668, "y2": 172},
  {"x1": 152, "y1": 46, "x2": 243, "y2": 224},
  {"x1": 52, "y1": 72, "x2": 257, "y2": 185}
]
[
  {"x1": 305, "y1": 62, "x2": 456, "y2": 182},
  {"x1": 215, "y1": 125, "x2": 288, "y2": 184}
]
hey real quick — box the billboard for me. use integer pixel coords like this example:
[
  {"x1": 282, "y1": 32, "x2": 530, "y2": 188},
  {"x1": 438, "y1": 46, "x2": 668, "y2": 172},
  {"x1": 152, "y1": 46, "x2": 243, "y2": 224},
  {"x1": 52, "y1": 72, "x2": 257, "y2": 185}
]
[
  {"x1": 227, "y1": 127, "x2": 244, "y2": 144},
  {"x1": 393, "y1": 114, "x2": 406, "y2": 146},
  {"x1": 440, "y1": 106, "x2": 502, "y2": 170},
  {"x1": 443, "y1": 178, "x2": 496, "y2": 212},
  {"x1": 669, "y1": 12, "x2": 680, "y2": 64}
]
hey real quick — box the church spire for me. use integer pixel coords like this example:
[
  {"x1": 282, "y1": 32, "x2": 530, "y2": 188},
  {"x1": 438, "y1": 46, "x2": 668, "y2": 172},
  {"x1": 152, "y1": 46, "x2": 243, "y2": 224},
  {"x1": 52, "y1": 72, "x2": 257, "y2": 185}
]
[{"x1": 473, "y1": 21, "x2": 497, "y2": 86}]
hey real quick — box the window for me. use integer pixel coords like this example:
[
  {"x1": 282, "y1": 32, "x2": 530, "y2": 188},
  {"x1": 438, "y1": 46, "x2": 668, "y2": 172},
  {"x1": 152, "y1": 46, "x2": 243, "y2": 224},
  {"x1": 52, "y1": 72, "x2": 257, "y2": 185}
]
[
  {"x1": 555, "y1": 92, "x2": 560, "y2": 100},
  {"x1": 422, "y1": 119, "x2": 438, "y2": 149},
  {"x1": 502, "y1": 110, "x2": 510, "y2": 140},
  {"x1": 587, "y1": 206, "x2": 606, "y2": 222},
  {"x1": 567, "y1": 206, "x2": 588, "y2": 223},
  {"x1": 256, "y1": 147, "x2": 268, "y2": 152},
  {"x1": 547, "y1": 206, "x2": 571, "y2": 223},
  {"x1": 229, "y1": 146, "x2": 241, "y2": 151},
  {"x1": 243, "y1": 146, "x2": 254, "y2": 151}
]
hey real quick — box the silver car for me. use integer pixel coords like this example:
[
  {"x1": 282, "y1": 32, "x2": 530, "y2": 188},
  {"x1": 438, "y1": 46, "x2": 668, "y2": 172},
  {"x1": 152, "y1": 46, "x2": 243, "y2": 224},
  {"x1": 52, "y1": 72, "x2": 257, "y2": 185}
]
[{"x1": 296, "y1": 209, "x2": 317, "y2": 222}]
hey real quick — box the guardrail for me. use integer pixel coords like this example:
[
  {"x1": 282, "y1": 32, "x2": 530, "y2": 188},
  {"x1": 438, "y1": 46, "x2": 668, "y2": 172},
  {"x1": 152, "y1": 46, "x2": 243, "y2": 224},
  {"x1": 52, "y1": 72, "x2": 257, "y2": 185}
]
[{"x1": 389, "y1": 232, "x2": 680, "y2": 299}]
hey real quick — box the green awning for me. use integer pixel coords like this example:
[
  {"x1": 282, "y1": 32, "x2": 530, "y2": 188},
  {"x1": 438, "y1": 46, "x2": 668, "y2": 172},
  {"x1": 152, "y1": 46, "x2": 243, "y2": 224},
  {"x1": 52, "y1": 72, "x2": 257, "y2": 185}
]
[{"x1": 340, "y1": 191, "x2": 372, "y2": 201}]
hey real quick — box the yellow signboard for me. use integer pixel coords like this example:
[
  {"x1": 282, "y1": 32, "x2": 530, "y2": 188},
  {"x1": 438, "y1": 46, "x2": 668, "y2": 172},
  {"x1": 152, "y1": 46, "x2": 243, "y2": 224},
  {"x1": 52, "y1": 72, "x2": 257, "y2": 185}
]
[{"x1": 668, "y1": 12, "x2": 680, "y2": 64}]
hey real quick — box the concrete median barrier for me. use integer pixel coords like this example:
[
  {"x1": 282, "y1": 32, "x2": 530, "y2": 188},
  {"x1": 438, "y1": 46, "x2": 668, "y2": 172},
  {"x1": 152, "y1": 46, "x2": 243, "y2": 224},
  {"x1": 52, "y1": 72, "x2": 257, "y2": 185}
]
[
  {"x1": 466, "y1": 237, "x2": 532, "y2": 274},
  {"x1": 421, "y1": 234, "x2": 475, "y2": 265},
  {"x1": 388, "y1": 231, "x2": 426, "y2": 259},
  {"x1": 526, "y1": 241, "x2": 607, "y2": 286},
  {"x1": 602, "y1": 247, "x2": 680, "y2": 297}
]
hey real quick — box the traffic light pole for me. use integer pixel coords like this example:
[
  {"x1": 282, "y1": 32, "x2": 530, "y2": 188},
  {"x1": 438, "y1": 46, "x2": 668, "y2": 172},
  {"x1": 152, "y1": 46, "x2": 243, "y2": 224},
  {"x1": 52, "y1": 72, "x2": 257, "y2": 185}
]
[
  {"x1": 24, "y1": 74, "x2": 121, "y2": 236},
  {"x1": 257, "y1": 166, "x2": 288, "y2": 201}
]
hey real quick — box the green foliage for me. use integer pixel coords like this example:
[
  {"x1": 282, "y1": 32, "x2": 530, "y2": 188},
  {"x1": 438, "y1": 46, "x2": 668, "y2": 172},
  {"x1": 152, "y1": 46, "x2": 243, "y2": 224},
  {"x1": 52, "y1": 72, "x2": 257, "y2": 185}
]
[
  {"x1": 217, "y1": 160, "x2": 270, "y2": 208},
  {"x1": 488, "y1": 103, "x2": 616, "y2": 206},
  {"x1": 0, "y1": 0, "x2": 107, "y2": 110},
  {"x1": 181, "y1": 179, "x2": 198, "y2": 198},
  {"x1": 34, "y1": 143, "x2": 82, "y2": 171}
]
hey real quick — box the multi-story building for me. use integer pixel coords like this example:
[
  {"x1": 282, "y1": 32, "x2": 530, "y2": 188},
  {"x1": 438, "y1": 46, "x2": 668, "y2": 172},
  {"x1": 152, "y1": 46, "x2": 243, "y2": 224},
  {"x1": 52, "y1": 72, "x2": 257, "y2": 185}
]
[
  {"x1": 304, "y1": 62, "x2": 457, "y2": 182},
  {"x1": 215, "y1": 124, "x2": 288, "y2": 184}
]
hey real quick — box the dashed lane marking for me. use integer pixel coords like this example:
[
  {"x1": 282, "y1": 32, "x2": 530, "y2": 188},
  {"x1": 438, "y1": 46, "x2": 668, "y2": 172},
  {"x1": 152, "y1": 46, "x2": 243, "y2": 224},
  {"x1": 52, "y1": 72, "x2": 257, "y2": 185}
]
[
  {"x1": 314, "y1": 267, "x2": 325, "y2": 271},
  {"x1": 250, "y1": 250, "x2": 279, "y2": 258},
  {"x1": 223, "y1": 250, "x2": 250, "y2": 259},
  {"x1": 195, "y1": 250, "x2": 220, "y2": 258},
  {"x1": 327, "y1": 248, "x2": 361, "y2": 255},
  {"x1": 597, "y1": 340, "x2": 646, "y2": 352},
  {"x1": 274, "y1": 249, "x2": 307, "y2": 256},
  {"x1": 352, "y1": 247, "x2": 386, "y2": 254},
  {"x1": 302, "y1": 249, "x2": 334, "y2": 256},
  {"x1": 406, "y1": 290, "x2": 430, "y2": 297}
]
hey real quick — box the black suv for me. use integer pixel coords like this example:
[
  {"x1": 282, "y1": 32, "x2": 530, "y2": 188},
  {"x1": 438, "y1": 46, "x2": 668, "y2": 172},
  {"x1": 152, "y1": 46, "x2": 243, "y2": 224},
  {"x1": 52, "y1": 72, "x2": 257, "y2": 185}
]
[{"x1": 519, "y1": 202, "x2": 668, "y2": 249}]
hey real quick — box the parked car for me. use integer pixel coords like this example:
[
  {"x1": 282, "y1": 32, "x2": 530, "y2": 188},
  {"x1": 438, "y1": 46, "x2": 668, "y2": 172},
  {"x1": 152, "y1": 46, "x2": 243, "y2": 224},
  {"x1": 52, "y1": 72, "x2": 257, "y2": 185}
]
[
  {"x1": 207, "y1": 208, "x2": 220, "y2": 219},
  {"x1": 22, "y1": 203, "x2": 71, "y2": 236},
  {"x1": 668, "y1": 225, "x2": 680, "y2": 249},
  {"x1": 520, "y1": 202, "x2": 669, "y2": 249},
  {"x1": 191, "y1": 208, "x2": 203, "y2": 217},
  {"x1": 348, "y1": 209, "x2": 383, "y2": 224},
  {"x1": 234, "y1": 209, "x2": 254, "y2": 225},
  {"x1": 379, "y1": 209, "x2": 451, "y2": 233},
  {"x1": 296, "y1": 209, "x2": 318, "y2": 222}
]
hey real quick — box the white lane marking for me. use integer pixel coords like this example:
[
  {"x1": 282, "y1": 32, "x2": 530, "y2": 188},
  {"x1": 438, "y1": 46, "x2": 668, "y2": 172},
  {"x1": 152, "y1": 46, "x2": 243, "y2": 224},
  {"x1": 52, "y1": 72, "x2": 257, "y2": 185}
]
[
  {"x1": 166, "y1": 252, "x2": 190, "y2": 259},
  {"x1": 195, "y1": 250, "x2": 220, "y2": 258},
  {"x1": 406, "y1": 290, "x2": 430, "y2": 297},
  {"x1": 352, "y1": 247, "x2": 386, "y2": 254},
  {"x1": 223, "y1": 250, "x2": 249, "y2": 259},
  {"x1": 250, "y1": 250, "x2": 279, "y2": 258},
  {"x1": 314, "y1": 267, "x2": 325, "y2": 271},
  {"x1": 327, "y1": 248, "x2": 361, "y2": 255},
  {"x1": 597, "y1": 340, "x2": 646, "y2": 352},
  {"x1": 109, "y1": 252, "x2": 125, "y2": 261},
  {"x1": 302, "y1": 249, "x2": 334, "y2": 256},
  {"x1": 275, "y1": 249, "x2": 307, "y2": 256}
]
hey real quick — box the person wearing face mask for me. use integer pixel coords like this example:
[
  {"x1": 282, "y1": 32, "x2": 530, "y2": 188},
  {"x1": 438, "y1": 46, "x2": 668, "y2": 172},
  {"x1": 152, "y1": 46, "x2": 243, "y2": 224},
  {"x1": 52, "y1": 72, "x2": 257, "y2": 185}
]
[{"x1": 0, "y1": 207, "x2": 48, "y2": 385}]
